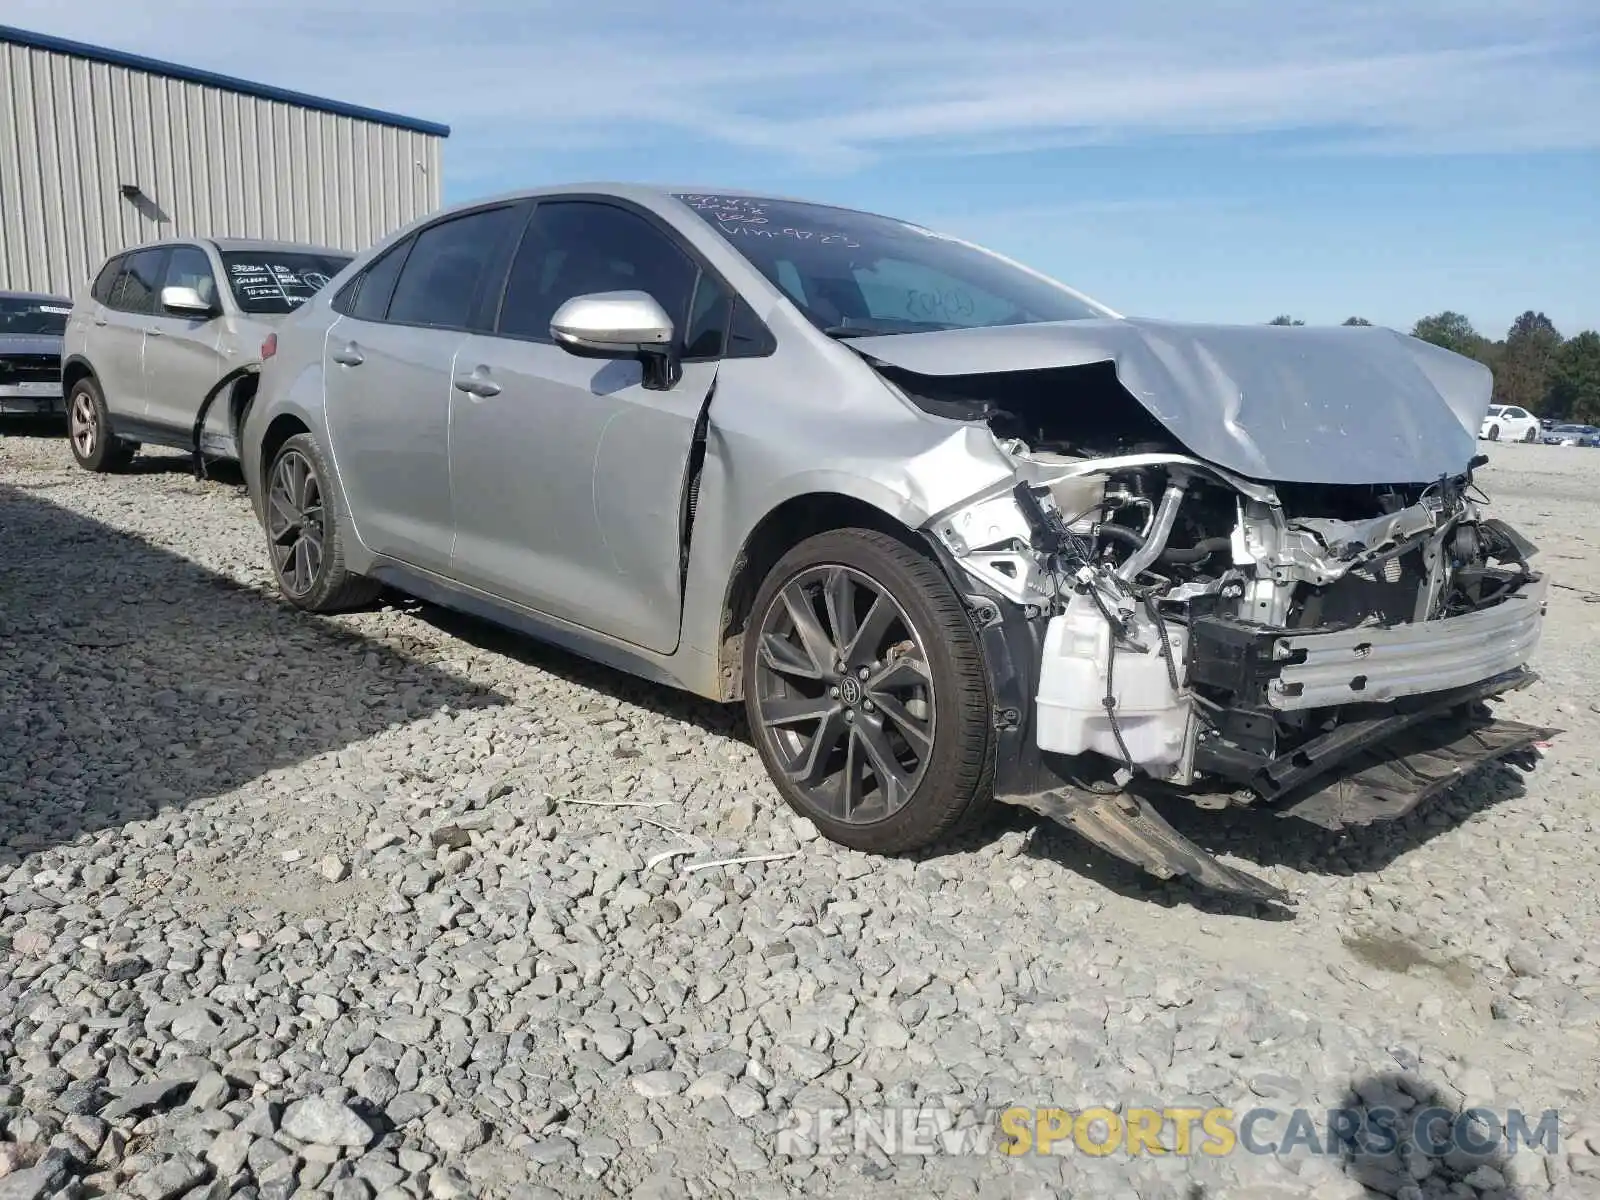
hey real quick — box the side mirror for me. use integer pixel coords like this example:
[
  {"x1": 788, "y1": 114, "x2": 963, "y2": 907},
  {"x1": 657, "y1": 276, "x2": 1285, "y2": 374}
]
[
  {"x1": 161, "y1": 285, "x2": 217, "y2": 317},
  {"x1": 550, "y1": 290, "x2": 680, "y2": 390}
]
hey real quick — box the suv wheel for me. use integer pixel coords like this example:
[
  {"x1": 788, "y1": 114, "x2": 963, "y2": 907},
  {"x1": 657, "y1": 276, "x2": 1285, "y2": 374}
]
[
  {"x1": 743, "y1": 528, "x2": 994, "y2": 854},
  {"x1": 66, "y1": 377, "x2": 137, "y2": 472},
  {"x1": 1486, "y1": 424, "x2": 1501, "y2": 442},
  {"x1": 1523, "y1": 426, "x2": 1537, "y2": 443},
  {"x1": 264, "y1": 433, "x2": 381, "y2": 612}
]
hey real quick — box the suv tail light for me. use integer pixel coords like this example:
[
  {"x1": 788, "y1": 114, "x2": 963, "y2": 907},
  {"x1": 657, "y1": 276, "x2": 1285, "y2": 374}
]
[{"x1": 261, "y1": 333, "x2": 278, "y2": 360}]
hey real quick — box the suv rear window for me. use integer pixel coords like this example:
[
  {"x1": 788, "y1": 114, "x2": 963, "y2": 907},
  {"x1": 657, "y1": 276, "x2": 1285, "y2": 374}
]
[{"x1": 219, "y1": 251, "x2": 352, "y2": 314}]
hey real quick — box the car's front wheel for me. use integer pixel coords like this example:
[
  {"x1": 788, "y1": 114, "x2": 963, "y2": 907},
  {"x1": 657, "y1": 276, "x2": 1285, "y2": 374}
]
[
  {"x1": 264, "y1": 433, "x2": 381, "y2": 612},
  {"x1": 742, "y1": 528, "x2": 993, "y2": 854},
  {"x1": 66, "y1": 377, "x2": 137, "y2": 473},
  {"x1": 1523, "y1": 426, "x2": 1538, "y2": 442}
]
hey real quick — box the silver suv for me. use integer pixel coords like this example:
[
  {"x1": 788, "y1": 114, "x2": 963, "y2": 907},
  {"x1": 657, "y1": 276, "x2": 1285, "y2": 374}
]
[
  {"x1": 61, "y1": 237, "x2": 351, "y2": 472},
  {"x1": 239, "y1": 184, "x2": 1551, "y2": 902}
]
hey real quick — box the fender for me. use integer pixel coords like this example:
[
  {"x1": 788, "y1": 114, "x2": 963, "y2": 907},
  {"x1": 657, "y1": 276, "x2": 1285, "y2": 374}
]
[{"x1": 191, "y1": 363, "x2": 261, "y2": 479}]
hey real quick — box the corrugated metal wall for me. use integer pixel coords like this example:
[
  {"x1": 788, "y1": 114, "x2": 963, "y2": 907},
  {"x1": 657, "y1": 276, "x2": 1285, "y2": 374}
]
[{"x1": 0, "y1": 39, "x2": 444, "y2": 297}]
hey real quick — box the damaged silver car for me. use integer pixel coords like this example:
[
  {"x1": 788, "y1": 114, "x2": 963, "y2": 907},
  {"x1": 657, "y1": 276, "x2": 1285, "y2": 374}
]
[{"x1": 240, "y1": 185, "x2": 1553, "y2": 902}]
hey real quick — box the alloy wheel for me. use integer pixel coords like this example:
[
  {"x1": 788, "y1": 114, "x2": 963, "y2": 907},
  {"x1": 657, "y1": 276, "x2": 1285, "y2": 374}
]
[
  {"x1": 266, "y1": 449, "x2": 326, "y2": 598},
  {"x1": 751, "y1": 564, "x2": 936, "y2": 824},
  {"x1": 69, "y1": 391, "x2": 97, "y2": 459}
]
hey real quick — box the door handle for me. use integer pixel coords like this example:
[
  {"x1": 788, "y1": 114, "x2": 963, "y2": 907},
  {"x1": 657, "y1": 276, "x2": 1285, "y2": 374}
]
[
  {"x1": 452, "y1": 369, "x2": 501, "y2": 398},
  {"x1": 331, "y1": 343, "x2": 364, "y2": 367}
]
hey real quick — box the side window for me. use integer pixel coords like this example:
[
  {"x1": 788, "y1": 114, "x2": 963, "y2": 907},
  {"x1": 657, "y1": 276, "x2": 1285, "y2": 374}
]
[
  {"x1": 386, "y1": 207, "x2": 524, "y2": 330},
  {"x1": 106, "y1": 249, "x2": 167, "y2": 315},
  {"x1": 683, "y1": 273, "x2": 731, "y2": 359},
  {"x1": 91, "y1": 256, "x2": 123, "y2": 305},
  {"x1": 337, "y1": 238, "x2": 412, "y2": 321},
  {"x1": 1506, "y1": 408, "x2": 1527, "y2": 420},
  {"x1": 498, "y1": 201, "x2": 697, "y2": 344},
  {"x1": 161, "y1": 246, "x2": 219, "y2": 312}
]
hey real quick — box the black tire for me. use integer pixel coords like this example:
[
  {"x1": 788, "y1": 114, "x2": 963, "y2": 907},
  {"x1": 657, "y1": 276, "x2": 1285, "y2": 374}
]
[
  {"x1": 263, "y1": 432, "x2": 381, "y2": 612},
  {"x1": 742, "y1": 528, "x2": 994, "y2": 854},
  {"x1": 1487, "y1": 424, "x2": 1500, "y2": 442},
  {"x1": 1522, "y1": 426, "x2": 1537, "y2": 443},
  {"x1": 65, "y1": 376, "x2": 136, "y2": 473}
]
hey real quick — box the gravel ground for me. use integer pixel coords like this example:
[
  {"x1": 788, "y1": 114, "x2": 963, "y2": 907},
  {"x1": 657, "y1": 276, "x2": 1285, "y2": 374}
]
[{"x1": 2, "y1": 425, "x2": 1598, "y2": 1200}]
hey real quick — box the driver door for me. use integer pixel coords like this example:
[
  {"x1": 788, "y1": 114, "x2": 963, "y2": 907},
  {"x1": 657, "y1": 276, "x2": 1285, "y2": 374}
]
[
  {"x1": 446, "y1": 198, "x2": 726, "y2": 654},
  {"x1": 143, "y1": 244, "x2": 226, "y2": 434}
]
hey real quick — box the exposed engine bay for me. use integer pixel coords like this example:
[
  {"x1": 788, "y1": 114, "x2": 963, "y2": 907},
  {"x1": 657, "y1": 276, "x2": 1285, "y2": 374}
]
[{"x1": 903, "y1": 362, "x2": 1556, "y2": 902}]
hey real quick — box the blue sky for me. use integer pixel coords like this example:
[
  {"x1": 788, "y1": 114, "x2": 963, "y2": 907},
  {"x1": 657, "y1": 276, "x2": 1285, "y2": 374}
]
[{"x1": 13, "y1": 0, "x2": 1600, "y2": 336}]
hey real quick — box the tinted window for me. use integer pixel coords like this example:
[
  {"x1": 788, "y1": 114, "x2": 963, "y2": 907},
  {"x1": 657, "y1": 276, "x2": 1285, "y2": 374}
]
[
  {"x1": 683, "y1": 272, "x2": 731, "y2": 359},
  {"x1": 107, "y1": 249, "x2": 167, "y2": 315},
  {"x1": 674, "y1": 192, "x2": 1110, "y2": 336},
  {"x1": 387, "y1": 206, "x2": 524, "y2": 330},
  {"x1": 219, "y1": 250, "x2": 352, "y2": 314},
  {"x1": 161, "y1": 246, "x2": 219, "y2": 312},
  {"x1": 0, "y1": 295, "x2": 72, "y2": 335},
  {"x1": 498, "y1": 201, "x2": 697, "y2": 343},
  {"x1": 91, "y1": 257, "x2": 122, "y2": 305},
  {"x1": 345, "y1": 238, "x2": 413, "y2": 322}
]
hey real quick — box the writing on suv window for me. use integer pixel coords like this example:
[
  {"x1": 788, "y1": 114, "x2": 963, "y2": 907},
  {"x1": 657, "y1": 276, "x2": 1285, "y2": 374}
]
[
  {"x1": 220, "y1": 251, "x2": 352, "y2": 314},
  {"x1": 674, "y1": 193, "x2": 1110, "y2": 337}
]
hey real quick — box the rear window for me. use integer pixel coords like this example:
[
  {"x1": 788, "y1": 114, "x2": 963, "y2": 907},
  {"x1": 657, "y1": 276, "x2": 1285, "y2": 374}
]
[
  {"x1": 219, "y1": 251, "x2": 352, "y2": 314},
  {"x1": 0, "y1": 296, "x2": 72, "y2": 335}
]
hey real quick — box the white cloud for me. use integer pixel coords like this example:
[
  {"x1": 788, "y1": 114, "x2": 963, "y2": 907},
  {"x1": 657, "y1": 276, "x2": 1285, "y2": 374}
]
[{"x1": 7, "y1": 0, "x2": 1598, "y2": 172}]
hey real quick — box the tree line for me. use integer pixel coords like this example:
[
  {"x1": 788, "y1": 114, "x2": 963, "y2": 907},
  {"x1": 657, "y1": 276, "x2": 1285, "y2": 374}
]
[{"x1": 1265, "y1": 312, "x2": 1600, "y2": 423}]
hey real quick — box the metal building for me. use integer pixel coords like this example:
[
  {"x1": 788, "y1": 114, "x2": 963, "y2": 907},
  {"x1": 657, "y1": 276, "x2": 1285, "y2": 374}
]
[{"x1": 0, "y1": 24, "x2": 449, "y2": 297}]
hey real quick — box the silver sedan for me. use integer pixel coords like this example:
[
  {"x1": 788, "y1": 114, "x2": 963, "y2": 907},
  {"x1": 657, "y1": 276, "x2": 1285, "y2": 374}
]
[{"x1": 240, "y1": 184, "x2": 1550, "y2": 900}]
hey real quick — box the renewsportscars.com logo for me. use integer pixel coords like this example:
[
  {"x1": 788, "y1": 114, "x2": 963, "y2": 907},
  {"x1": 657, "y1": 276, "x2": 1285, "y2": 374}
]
[{"x1": 776, "y1": 1105, "x2": 1563, "y2": 1159}]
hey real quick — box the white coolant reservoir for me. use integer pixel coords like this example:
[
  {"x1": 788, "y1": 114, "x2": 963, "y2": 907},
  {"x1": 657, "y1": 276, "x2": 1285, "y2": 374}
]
[{"x1": 1035, "y1": 591, "x2": 1192, "y2": 773}]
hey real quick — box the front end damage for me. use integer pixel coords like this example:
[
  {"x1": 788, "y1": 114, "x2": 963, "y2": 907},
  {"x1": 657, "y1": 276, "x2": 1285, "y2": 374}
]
[{"x1": 897, "y1": 360, "x2": 1555, "y2": 903}]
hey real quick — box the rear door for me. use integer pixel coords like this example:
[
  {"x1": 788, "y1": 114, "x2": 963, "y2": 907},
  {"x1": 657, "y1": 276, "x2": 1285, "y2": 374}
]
[
  {"x1": 321, "y1": 201, "x2": 529, "y2": 574},
  {"x1": 446, "y1": 198, "x2": 731, "y2": 653},
  {"x1": 142, "y1": 244, "x2": 226, "y2": 433},
  {"x1": 94, "y1": 248, "x2": 169, "y2": 420}
]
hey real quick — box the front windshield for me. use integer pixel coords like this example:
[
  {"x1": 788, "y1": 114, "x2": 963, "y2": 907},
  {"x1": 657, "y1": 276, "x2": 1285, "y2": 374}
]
[
  {"x1": 219, "y1": 251, "x2": 352, "y2": 315},
  {"x1": 674, "y1": 193, "x2": 1110, "y2": 336},
  {"x1": 0, "y1": 296, "x2": 71, "y2": 336}
]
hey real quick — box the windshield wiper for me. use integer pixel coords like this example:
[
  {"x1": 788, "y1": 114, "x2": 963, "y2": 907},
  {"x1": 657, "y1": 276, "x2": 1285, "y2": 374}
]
[{"x1": 822, "y1": 325, "x2": 893, "y2": 339}]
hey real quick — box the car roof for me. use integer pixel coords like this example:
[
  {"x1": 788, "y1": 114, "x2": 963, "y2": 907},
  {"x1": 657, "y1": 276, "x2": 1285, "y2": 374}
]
[
  {"x1": 109, "y1": 236, "x2": 353, "y2": 257},
  {"x1": 441, "y1": 181, "x2": 912, "y2": 224},
  {"x1": 0, "y1": 290, "x2": 72, "y2": 304}
]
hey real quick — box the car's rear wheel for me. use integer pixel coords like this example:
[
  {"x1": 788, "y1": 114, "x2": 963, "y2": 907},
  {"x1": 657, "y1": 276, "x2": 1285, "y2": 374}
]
[
  {"x1": 1486, "y1": 424, "x2": 1501, "y2": 442},
  {"x1": 66, "y1": 377, "x2": 136, "y2": 473},
  {"x1": 264, "y1": 433, "x2": 381, "y2": 612},
  {"x1": 742, "y1": 528, "x2": 993, "y2": 854}
]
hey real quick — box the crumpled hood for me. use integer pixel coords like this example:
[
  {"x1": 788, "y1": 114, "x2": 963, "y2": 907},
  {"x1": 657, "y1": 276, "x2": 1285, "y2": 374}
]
[
  {"x1": 848, "y1": 317, "x2": 1492, "y2": 485},
  {"x1": 0, "y1": 333, "x2": 63, "y2": 358}
]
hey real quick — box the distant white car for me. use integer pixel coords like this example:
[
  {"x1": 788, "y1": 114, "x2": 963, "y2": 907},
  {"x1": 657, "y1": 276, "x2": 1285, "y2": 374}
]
[{"x1": 1479, "y1": 404, "x2": 1540, "y2": 442}]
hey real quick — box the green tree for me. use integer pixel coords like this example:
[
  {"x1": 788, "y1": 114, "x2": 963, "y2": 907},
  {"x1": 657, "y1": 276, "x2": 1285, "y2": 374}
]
[
  {"x1": 1547, "y1": 331, "x2": 1600, "y2": 423},
  {"x1": 1494, "y1": 311, "x2": 1562, "y2": 413},
  {"x1": 1342, "y1": 316, "x2": 1373, "y2": 326},
  {"x1": 1268, "y1": 315, "x2": 1305, "y2": 326},
  {"x1": 1411, "y1": 311, "x2": 1484, "y2": 358}
]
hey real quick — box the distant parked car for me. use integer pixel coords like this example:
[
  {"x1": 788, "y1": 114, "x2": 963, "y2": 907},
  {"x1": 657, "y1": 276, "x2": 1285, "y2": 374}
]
[
  {"x1": 1479, "y1": 404, "x2": 1540, "y2": 442},
  {"x1": 1472, "y1": 406, "x2": 1536, "y2": 444},
  {"x1": 0, "y1": 291, "x2": 73, "y2": 415},
  {"x1": 60, "y1": 237, "x2": 353, "y2": 472},
  {"x1": 1542, "y1": 423, "x2": 1600, "y2": 447}
]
